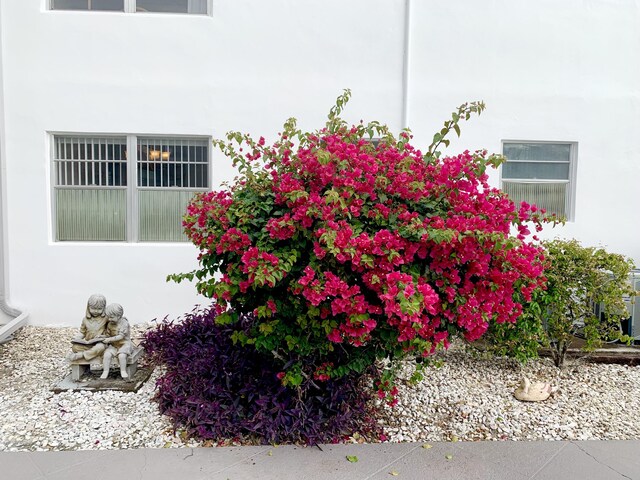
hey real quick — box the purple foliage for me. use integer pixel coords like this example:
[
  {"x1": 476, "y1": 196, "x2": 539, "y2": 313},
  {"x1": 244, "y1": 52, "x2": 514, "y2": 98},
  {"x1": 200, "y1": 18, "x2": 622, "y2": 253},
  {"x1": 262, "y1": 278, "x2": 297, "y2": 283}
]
[{"x1": 142, "y1": 306, "x2": 380, "y2": 445}]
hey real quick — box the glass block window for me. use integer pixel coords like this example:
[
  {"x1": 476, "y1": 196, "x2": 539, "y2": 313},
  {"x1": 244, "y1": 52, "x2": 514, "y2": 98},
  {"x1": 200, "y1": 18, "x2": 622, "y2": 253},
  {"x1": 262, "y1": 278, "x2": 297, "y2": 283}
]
[
  {"x1": 52, "y1": 134, "x2": 209, "y2": 242},
  {"x1": 501, "y1": 142, "x2": 577, "y2": 221}
]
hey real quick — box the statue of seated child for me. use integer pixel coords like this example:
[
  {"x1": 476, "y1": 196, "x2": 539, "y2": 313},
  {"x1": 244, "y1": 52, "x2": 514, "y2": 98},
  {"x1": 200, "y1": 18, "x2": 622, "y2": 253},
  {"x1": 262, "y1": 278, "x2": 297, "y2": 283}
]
[
  {"x1": 66, "y1": 294, "x2": 108, "y2": 362},
  {"x1": 100, "y1": 303, "x2": 134, "y2": 379}
]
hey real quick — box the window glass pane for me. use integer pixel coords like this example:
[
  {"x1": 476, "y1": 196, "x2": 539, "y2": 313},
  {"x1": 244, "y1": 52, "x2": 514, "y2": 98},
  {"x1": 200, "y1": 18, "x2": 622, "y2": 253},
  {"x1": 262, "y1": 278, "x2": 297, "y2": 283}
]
[
  {"x1": 92, "y1": 0, "x2": 125, "y2": 10},
  {"x1": 502, "y1": 182, "x2": 566, "y2": 217},
  {"x1": 138, "y1": 190, "x2": 195, "y2": 242},
  {"x1": 52, "y1": 0, "x2": 88, "y2": 9},
  {"x1": 137, "y1": 137, "x2": 208, "y2": 188},
  {"x1": 52, "y1": 0, "x2": 124, "y2": 10},
  {"x1": 54, "y1": 137, "x2": 125, "y2": 186},
  {"x1": 504, "y1": 143, "x2": 571, "y2": 162},
  {"x1": 137, "y1": 0, "x2": 206, "y2": 13},
  {"x1": 54, "y1": 136, "x2": 127, "y2": 187},
  {"x1": 502, "y1": 161, "x2": 570, "y2": 180},
  {"x1": 56, "y1": 189, "x2": 126, "y2": 241}
]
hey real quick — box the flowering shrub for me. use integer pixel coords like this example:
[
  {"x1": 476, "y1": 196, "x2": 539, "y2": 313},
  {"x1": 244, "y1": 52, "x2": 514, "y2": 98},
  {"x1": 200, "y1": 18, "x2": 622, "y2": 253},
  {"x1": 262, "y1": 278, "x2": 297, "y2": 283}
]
[
  {"x1": 142, "y1": 306, "x2": 379, "y2": 444},
  {"x1": 170, "y1": 90, "x2": 553, "y2": 393}
]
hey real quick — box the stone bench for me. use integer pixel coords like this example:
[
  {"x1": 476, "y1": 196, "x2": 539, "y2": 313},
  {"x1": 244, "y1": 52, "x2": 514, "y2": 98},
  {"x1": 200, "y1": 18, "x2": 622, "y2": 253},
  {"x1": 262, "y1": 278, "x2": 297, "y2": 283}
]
[{"x1": 70, "y1": 345, "x2": 144, "y2": 381}]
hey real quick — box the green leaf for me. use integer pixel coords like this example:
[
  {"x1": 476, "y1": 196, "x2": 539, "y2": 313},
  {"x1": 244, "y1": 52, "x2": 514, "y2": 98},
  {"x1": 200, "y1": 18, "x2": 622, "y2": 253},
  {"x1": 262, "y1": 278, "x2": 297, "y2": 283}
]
[{"x1": 346, "y1": 455, "x2": 359, "y2": 463}]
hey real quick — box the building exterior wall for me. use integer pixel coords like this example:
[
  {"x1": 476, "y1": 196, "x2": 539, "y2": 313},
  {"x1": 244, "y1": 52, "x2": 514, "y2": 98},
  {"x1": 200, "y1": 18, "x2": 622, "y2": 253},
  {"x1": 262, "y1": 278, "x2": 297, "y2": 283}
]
[
  {"x1": 0, "y1": 0, "x2": 638, "y2": 326},
  {"x1": 407, "y1": 0, "x2": 640, "y2": 260}
]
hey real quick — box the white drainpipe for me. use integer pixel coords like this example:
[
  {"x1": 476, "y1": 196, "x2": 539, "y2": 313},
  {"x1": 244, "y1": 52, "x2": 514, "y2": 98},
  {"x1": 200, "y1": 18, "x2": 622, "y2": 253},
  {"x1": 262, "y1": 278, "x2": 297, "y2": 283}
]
[
  {"x1": 0, "y1": 0, "x2": 28, "y2": 344},
  {"x1": 401, "y1": 0, "x2": 412, "y2": 130}
]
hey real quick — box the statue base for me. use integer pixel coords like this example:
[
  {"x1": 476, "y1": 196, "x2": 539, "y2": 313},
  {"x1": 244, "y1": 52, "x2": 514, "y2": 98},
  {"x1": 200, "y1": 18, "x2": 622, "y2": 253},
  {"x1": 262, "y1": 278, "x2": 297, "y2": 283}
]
[{"x1": 50, "y1": 366, "x2": 153, "y2": 393}]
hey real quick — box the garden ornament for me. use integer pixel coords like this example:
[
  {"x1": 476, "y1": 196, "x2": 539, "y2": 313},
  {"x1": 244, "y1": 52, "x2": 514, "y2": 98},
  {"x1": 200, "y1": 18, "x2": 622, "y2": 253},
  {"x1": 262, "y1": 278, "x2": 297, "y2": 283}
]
[
  {"x1": 514, "y1": 377, "x2": 557, "y2": 402},
  {"x1": 66, "y1": 294, "x2": 108, "y2": 362},
  {"x1": 99, "y1": 303, "x2": 134, "y2": 379},
  {"x1": 66, "y1": 295, "x2": 138, "y2": 381}
]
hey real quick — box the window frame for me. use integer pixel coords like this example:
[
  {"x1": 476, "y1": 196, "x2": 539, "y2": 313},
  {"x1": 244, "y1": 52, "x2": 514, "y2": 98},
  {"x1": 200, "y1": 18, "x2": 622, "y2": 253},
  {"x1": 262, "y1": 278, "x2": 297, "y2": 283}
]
[
  {"x1": 50, "y1": 132, "x2": 212, "y2": 243},
  {"x1": 500, "y1": 140, "x2": 578, "y2": 221},
  {"x1": 48, "y1": 0, "x2": 212, "y2": 15}
]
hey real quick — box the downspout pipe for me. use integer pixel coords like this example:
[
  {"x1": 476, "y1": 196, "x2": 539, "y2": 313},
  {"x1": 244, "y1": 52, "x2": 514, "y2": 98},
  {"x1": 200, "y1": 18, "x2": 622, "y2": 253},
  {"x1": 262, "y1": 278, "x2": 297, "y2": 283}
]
[
  {"x1": 401, "y1": 0, "x2": 411, "y2": 130},
  {"x1": 0, "y1": 0, "x2": 28, "y2": 344}
]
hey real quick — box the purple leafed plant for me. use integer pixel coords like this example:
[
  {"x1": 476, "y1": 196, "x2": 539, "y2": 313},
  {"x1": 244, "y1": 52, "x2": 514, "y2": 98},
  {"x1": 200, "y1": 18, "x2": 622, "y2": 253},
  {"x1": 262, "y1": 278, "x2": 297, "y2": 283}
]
[{"x1": 142, "y1": 306, "x2": 380, "y2": 445}]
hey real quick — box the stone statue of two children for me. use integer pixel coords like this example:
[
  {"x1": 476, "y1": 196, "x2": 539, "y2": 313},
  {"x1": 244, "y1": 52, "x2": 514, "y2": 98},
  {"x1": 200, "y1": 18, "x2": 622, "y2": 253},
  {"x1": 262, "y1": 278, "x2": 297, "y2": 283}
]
[{"x1": 67, "y1": 294, "x2": 134, "y2": 380}]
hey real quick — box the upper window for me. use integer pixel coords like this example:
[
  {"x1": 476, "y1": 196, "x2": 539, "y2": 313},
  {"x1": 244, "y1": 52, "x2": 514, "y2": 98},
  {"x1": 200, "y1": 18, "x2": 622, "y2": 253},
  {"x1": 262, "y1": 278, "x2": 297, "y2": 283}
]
[
  {"x1": 52, "y1": 134, "x2": 210, "y2": 242},
  {"x1": 501, "y1": 141, "x2": 577, "y2": 221},
  {"x1": 136, "y1": 0, "x2": 207, "y2": 13},
  {"x1": 50, "y1": 0, "x2": 209, "y2": 14},
  {"x1": 51, "y1": 0, "x2": 124, "y2": 10}
]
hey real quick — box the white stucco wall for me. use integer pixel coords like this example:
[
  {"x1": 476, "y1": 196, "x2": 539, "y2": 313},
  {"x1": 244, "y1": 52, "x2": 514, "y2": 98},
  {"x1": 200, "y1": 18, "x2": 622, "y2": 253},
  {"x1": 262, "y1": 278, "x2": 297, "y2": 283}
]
[
  {"x1": 0, "y1": 0, "x2": 406, "y2": 325},
  {"x1": 407, "y1": 0, "x2": 640, "y2": 264},
  {"x1": 1, "y1": 0, "x2": 638, "y2": 326}
]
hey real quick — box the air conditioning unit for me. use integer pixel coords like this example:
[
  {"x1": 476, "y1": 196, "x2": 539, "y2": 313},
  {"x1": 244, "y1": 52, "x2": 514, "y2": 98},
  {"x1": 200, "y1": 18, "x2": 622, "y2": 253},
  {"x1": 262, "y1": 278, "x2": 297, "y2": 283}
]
[
  {"x1": 623, "y1": 270, "x2": 640, "y2": 339},
  {"x1": 591, "y1": 270, "x2": 640, "y2": 340}
]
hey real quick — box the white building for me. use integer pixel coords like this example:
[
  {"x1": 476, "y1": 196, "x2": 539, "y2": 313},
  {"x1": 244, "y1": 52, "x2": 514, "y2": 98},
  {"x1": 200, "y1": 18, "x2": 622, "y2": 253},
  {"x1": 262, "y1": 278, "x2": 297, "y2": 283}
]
[{"x1": 1, "y1": 0, "x2": 638, "y2": 332}]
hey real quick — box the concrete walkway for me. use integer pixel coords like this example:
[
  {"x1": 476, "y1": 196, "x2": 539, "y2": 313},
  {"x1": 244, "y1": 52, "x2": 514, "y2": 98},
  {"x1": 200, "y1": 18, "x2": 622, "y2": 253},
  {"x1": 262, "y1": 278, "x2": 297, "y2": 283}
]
[{"x1": 2, "y1": 440, "x2": 639, "y2": 480}]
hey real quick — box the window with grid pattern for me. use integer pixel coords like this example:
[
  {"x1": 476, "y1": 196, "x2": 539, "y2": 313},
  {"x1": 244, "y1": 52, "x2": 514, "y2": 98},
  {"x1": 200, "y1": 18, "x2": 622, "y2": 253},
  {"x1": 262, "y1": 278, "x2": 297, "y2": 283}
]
[
  {"x1": 501, "y1": 142, "x2": 577, "y2": 221},
  {"x1": 52, "y1": 134, "x2": 209, "y2": 242},
  {"x1": 136, "y1": 137, "x2": 209, "y2": 242}
]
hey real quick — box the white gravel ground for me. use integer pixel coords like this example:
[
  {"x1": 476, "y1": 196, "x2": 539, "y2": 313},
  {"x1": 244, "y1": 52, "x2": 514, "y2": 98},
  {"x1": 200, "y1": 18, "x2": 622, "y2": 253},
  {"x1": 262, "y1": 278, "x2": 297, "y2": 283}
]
[
  {"x1": 380, "y1": 350, "x2": 640, "y2": 443},
  {"x1": 1, "y1": 326, "x2": 639, "y2": 451}
]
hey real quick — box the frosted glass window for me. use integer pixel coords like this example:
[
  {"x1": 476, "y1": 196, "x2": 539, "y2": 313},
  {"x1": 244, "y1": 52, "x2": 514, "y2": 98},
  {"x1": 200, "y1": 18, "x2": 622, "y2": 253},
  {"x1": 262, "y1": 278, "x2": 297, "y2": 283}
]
[{"x1": 501, "y1": 142, "x2": 576, "y2": 220}]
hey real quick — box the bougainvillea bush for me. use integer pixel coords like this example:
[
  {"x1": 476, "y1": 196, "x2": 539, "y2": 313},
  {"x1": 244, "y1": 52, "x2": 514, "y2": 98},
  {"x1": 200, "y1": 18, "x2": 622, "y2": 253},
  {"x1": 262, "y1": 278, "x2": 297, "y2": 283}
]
[
  {"x1": 143, "y1": 306, "x2": 379, "y2": 444},
  {"x1": 170, "y1": 90, "x2": 553, "y2": 400}
]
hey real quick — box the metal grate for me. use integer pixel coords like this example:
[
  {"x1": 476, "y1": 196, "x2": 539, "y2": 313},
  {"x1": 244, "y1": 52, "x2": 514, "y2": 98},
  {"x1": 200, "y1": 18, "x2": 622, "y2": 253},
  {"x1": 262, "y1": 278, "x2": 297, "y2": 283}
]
[
  {"x1": 54, "y1": 136, "x2": 128, "y2": 187},
  {"x1": 136, "y1": 137, "x2": 208, "y2": 189}
]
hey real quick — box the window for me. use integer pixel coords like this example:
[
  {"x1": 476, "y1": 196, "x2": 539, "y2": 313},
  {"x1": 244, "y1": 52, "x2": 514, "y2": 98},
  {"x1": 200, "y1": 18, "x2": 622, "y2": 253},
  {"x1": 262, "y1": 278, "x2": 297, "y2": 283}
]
[
  {"x1": 136, "y1": 0, "x2": 207, "y2": 14},
  {"x1": 52, "y1": 134, "x2": 210, "y2": 242},
  {"x1": 501, "y1": 141, "x2": 577, "y2": 220},
  {"x1": 50, "y1": 0, "x2": 209, "y2": 14},
  {"x1": 51, "y1": 0, "x2": 124, "y2": 10}
]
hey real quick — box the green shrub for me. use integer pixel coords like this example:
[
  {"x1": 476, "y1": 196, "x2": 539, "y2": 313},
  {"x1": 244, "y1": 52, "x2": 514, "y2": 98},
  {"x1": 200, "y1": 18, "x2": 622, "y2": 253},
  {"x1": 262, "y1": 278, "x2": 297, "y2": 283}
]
[
  {"x1": 542, "y1": 239, "x2": 635, "y2": 366},
  {"x1": 488, "y1": 239, "x2": 636, "y2": 367}
]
